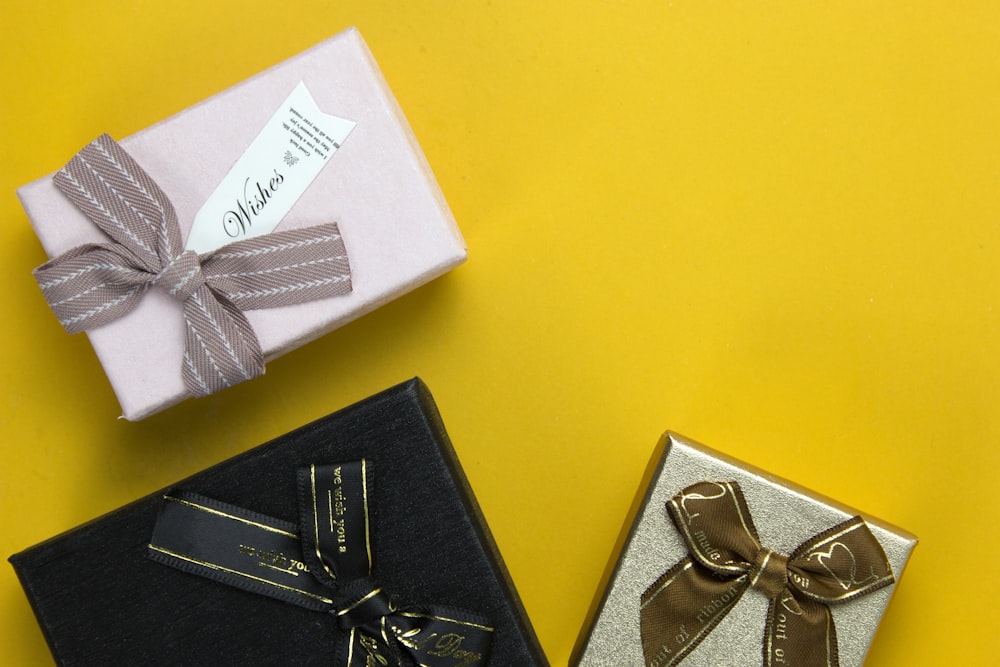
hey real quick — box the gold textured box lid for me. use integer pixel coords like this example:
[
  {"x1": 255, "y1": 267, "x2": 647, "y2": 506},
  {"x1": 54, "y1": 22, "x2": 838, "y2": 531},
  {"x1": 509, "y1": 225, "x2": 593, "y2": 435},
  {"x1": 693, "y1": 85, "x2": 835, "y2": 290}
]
[{"x1": 573, "y1": 432, "x2": 917, "y2": 667}]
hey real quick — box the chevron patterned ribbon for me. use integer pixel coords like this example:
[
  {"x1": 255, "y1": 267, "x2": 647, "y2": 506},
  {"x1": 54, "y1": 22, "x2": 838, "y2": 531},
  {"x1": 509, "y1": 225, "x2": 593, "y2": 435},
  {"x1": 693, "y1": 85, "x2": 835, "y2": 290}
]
[
  {"x1": 639, "y1": 481, "x2": 895, "y2": 667},
  {"x1": 33, "y1": 134, "x2": 352, "y2": 397}
]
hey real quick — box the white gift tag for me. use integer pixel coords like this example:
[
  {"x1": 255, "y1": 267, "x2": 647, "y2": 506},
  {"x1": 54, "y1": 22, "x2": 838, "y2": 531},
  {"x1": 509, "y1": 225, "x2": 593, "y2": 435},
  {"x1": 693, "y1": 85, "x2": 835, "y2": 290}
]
[{"x1": 186, "y1": 82, "x2": 355, "y2": 254}]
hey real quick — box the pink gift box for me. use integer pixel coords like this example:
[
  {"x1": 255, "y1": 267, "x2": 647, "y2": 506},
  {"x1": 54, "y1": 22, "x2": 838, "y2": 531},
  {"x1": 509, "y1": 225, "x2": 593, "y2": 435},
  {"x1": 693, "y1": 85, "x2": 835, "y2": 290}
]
[{"x1": 18, "y1": 28, "x2": 466, "y2": 420}]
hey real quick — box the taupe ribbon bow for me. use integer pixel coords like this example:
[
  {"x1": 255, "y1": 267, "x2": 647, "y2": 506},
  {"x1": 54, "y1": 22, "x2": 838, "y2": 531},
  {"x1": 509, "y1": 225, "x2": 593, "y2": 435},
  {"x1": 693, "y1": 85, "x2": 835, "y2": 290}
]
[
  {"x1": 640, "y1": 481, "x2": 894, "y2": 667},
  {"x1": 33, "y1": 134, "x2": 352, "y2": 397}
]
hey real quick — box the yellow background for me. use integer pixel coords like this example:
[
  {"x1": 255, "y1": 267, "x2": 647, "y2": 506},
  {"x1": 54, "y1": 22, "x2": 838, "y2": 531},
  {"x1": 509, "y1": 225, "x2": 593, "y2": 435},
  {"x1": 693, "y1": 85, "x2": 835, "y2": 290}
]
[{"x1": 2, "y1": 2, "x2": 997, "y2": 664}]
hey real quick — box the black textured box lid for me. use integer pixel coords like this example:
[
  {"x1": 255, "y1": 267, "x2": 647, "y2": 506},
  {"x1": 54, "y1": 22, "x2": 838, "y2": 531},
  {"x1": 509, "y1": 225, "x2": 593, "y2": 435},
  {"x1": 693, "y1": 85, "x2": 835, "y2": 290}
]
[{"x1": 10, "y1": 378, "x2": 548, "y2": 666}]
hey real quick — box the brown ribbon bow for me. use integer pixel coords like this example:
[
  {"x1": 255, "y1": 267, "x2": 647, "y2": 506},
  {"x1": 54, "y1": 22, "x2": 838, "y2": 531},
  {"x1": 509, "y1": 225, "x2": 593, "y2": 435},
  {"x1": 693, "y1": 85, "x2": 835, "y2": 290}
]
[
  {"x1": 33, "y1": 134, "x2": 352, "y2": 397},
  {"x1": 639, "y1": 481, "x2": 894, "y2": 667}
]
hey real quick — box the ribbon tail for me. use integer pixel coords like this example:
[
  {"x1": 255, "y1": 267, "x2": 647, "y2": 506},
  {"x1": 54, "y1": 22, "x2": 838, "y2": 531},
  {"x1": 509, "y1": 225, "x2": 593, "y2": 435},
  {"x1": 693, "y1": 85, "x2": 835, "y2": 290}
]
[
  {"x1": 181, "y1": 284, "x2": 264, "y2": 397},
  {"x1": 390, "y1": 608, "x2": 494, "y2": 667},
  {"x1": 639, "y1": 558, "x2": 748, "y2": 667},
  {"x1": 342, "y1": 624, "x2": 398, "y2": 667},
  {"x1": 764, "y1": 592, "x2": 839, "y2": 667}
]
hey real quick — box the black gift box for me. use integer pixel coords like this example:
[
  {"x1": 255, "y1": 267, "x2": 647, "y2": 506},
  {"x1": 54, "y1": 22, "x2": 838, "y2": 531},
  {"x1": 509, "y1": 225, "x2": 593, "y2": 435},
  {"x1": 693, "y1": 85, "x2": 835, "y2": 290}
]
[{"x1": 10, "y1": 379, "x2": 547, "y2": 666}]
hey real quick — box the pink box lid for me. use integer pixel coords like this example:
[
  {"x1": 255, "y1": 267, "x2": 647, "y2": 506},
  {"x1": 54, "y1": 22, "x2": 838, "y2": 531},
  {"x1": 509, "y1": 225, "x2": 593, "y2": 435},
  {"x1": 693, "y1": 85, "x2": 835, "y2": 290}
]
[{"x1": 18, "y1": 28, "x2": 466, "y2": 420}]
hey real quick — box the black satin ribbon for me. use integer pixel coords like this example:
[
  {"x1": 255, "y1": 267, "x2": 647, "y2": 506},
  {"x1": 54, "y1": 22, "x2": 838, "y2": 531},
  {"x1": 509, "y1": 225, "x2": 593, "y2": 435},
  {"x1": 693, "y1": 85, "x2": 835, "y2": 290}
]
[{"x1": 148, "y1": 460, "x2": 494, "y2": 666}]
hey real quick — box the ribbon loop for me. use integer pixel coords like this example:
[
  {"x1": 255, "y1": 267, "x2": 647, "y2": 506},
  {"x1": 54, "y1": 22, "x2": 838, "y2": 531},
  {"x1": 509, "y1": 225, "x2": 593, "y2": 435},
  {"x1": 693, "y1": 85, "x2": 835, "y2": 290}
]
[
  {"x1": 789, "y1": 516, "x2": 896, "y2": 604},
  {"x1": 666, "y1": 481, "x2": 761, "y2": 575},
  {"x1": 35, "y1": 134, "x2": 353, "y2": 399},
  {"x1": 640, "y1": 481, "x2": 894, "y2": 667},
  {"x1": 34, "y1": 243, "x2": 150, "y2": 334},
  {"x1": 52, "y1": 134, "x2": 179, "y2": 272}
]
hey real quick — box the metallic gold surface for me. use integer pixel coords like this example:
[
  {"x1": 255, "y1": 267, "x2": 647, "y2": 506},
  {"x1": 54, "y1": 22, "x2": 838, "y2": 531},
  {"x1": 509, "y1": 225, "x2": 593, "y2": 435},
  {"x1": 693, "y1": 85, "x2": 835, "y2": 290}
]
[{"x1": 574, "y1": 432, "x2": 916, "y2": 667}]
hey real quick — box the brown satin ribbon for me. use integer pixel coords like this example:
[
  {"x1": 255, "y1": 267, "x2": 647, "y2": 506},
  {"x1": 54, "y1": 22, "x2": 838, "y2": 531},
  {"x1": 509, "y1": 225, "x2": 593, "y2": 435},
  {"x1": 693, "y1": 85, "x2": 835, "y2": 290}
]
[
  {"x1": 33, "y1": 134, "x2": 352, "y2": 398},
  {"x1": 639, "y1": 481, "x2": 894, "y2": 667}
]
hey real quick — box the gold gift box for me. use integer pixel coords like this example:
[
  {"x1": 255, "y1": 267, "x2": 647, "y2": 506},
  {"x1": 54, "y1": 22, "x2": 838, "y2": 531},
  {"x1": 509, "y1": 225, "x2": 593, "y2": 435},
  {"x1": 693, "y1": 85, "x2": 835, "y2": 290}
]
[{"x1": 573, "y1": 432, "x2": 916, "y2": 666}]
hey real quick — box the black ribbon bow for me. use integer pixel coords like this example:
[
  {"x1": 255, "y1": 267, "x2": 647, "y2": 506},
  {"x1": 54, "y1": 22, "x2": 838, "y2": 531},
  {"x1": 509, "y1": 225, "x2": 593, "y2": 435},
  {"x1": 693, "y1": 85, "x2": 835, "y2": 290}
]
[{"x1": 149, "y1": 460, "x2": 493, "y2": 666}]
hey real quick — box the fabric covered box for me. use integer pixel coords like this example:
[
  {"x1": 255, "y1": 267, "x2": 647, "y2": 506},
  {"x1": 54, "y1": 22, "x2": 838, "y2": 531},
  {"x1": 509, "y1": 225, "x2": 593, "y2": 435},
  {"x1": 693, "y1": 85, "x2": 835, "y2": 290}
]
[
  {"x1": 18, "y1": 28, "x2": 465, "y2": 420},
  {"x1": 9, "y1": 378, "x2": 547, "y2": 666},
  {"x1": 573, "y1": 432, "x2": 916, "y2": 667}
]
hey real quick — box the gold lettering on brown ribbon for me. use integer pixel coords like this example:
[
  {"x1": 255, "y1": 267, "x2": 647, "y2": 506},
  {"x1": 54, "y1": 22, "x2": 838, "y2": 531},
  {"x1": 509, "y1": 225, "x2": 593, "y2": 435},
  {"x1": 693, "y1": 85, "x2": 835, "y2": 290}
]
[{"x1": 639, "y1": 481, "x2": 894, "y2": 667}]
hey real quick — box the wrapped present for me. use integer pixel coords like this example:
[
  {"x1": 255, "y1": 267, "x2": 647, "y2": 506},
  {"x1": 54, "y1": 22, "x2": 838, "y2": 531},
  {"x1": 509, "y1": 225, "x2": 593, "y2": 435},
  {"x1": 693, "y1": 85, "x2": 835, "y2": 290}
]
[
  {"x1": 18, "y1": 28, "x2": 466, "y2": 419},
  {"x1": 9, "y1": 379, "x2": 547, "y2": 666},
  {"x1": 573, "y1": 432, "x2": 916, "y2": 667}
]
